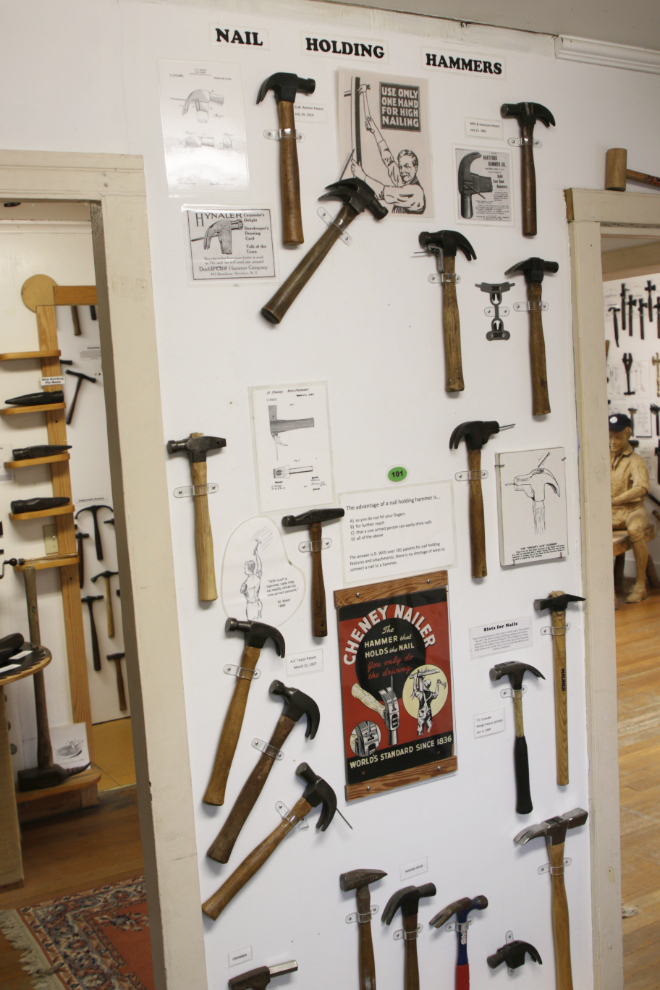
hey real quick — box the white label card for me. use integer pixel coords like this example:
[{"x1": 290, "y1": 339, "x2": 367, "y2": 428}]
[
  {"x1": 469, "y1": 617, "x2": 532, "y2": 659},
  {"x1": 184, "y1": 207, "x2": 276, "y2": 281},
  {"x1": 0, "y1": 447, "x2": 14, "y2": 482},
  {"x1": 286, "y1": 649, "x2": 323, "y2": 677},
  {"x1": 464, "y1": 117, "x2": 503, "y2": 139},
  {"x1": 41, "y1": 376, "x2": 65, "y2": 387},
  {"x1": 229, "y1": 946, "x2": 253, "y2": 967},
  {"x1": 400, "y1": 857, "x2": 428, "y2": 881},
  {"x1": 294, "y1": 102, "x2": 327, "y2": 123},
  {"x1": 474, "y1": 708, "x2": 505, "y2": 738}
]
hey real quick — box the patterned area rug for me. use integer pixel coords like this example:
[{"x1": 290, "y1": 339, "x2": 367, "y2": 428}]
[{"x1": 0, "y1": 876, "x2": 153, "y2": 990}]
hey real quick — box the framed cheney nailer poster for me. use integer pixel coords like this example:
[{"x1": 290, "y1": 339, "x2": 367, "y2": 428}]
[{"x1": 334, "y1": 571, "x2": 455, "y2": 801}]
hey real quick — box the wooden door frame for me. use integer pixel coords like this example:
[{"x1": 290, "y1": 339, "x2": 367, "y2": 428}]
[{"x1": 0, "y1": 151, "x2": 206, "y2": 990}]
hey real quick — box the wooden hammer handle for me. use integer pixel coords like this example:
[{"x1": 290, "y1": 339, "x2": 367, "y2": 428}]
[
  {"x1": 548, "y1": 841, "x2": 574, "y2": 990},
  {"x1": 278, "y1": 101, "x2": 303, "y2": 247},
  {"x1": 202, "y1": 795, "x2": 312, "y2": 920},
  {"x1": 520, "y1": 123, "x2": 537, "y2": 236},
  {"x1": 309, "y1": 521, "x2": 327, "y2": 637},
  {"x1": 110, "y1": 657, "x2": 127, "y2": 712},
  {"x1": 403, "y1": 914, "x2": 420, "y2": 990},
  {"x1": 203, "y1": 645, "x2": 260, "y2": 806},
  {"x1": 528, "y1": 283, "x2": 551, "y2": 416},
  {"x1": 23, "y1": 567, "x2": 53, "y2": 768},
  {"x1": 105, "y1": 576, "x2": 115, "y2": 638},
  {"x1": 627, "y1": 168, "x2": 660, "y2": 188},
  {"x1": 441, "y1": 255, "x2": 465, "y2": 393},
  {"x1": 356, "y1": 885, "x2": 377, "y2": 990},
  {"x1": 551, "y1": 606, "x2": 569, "y2": 785},
  {"x1": 467, "y1": 448, "x2": 487, "y2": 578},
  {"x1": 262, "y1": 203, "x2": 356, "y2": 324},
  {"x1": 190, "y1": 455, "x2": 217, "y2": 601},
  {"x1": 207, "y1": 715, "x2": 295, "y2": 862}
]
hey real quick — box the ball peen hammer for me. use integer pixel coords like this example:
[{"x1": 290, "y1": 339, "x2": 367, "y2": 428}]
[
  {"x1": 418, "y1": 229, "x2": 476, "y2": 393},
  {"x1": 257, "y1": 72, "x2": 315, "y2": 246},
  {"x1": 75, "y1": 504, "x2": 113, "y2": 561},
  {"x1": 450, "y1": 421, "x2": 514, "y2": 578},
  {"x1": 505, "y1": 257, "x2": 558, "y2": 416},
  {"x1": 340, "y1": 869, "x2": 387, "y2": 990},
  {"x1": 534, "y1": 592, "x2": 585, "y2": 786},
  {"x1": 91, "y1": 570, "x2": 119, "y2": 637},
  {"x1": 514, "y1": 808, "x2": 588, "y2": 990},
  {"x1": 204, "y1": 618, "x2": 285, "y2": 807},
  {"x1": 501, "y1": 102, "x2": 555, "y2": 236},
  {"x1": 166, "y1": 432, "x2": 226, "y2": 601},
  {"x1": 228, "y1": 962, "x2": 298, "y2": 990},
  {"x1": 81, "y1": 595, "x2": 104, "y2": 671},
  {"x1": 282, "y1": 508, "x2": 344, "y2": 637},
  {"x1": 382, "y1": 883, "x2": 436, "y2": 990},
  {"x1": 429, "y1": 895, "x2": 488, "y2": 990},
  {"x1": 490, "y1": 661, "x2": 545, "y2": 815},
  {"x1": 207, "y1": 679, "x2": 319, "y2": 863}
]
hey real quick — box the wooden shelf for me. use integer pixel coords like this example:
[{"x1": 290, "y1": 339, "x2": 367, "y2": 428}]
[
  {"x1": 15, "y1": 767, "x2": 101, "y2": 803},
  {"x1": 53, "y1": 286, "x2": 97, "y2": 306},
  {"x1": 10, "y1": 504, "x2": 74, "y2": 521},
  {"x1": 0, "y1": 403, "x2": 65, "y2": 416},
  {"x1": 5, "y1": 453, "x2": 70, "y2": 469},
  {"x1": 0, "y1": 349, "x2": 61, "y2": 361},
  {"x1": 15, "y1": 554, "x2": 78, "y2": 572}
]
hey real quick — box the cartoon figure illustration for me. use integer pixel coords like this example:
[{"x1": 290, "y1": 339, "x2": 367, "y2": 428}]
[
  {"x1": 240, "y1": 529, "x2": 271, "y2": 620},
  {"x1": 411, "y1": 669, "x2": 442, "y2": 736},
  {"x1": 508, "y1": 452, "x2": 561, "y2": 535}
]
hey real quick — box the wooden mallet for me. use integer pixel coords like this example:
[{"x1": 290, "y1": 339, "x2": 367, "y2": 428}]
[{"x1": 605, "y1": 149, "x2": 660, "y2": 191}]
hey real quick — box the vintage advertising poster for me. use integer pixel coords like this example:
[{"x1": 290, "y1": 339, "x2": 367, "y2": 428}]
[
  {"x1": 495, "y1": 448, "x2": 568, "y2": 565},
  {"x1": 334, "y1": 572, "x2": 455, "y2": 801},
  {"x1": 158, "y1": 60, "x2": 248, "y2": 194},
  {"x1": 184, "y1": 207, "x2": 276, "y2": 281},
  {"x1": 337, "y1": 69, "x2": 434, "y2": 218},
  {"x1": 454, "y1": 146, "x2": 512, "y2": 225}
]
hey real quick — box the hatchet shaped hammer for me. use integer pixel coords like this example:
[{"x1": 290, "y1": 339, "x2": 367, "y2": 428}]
[
  {"x1": 382, "y1": 883, "x2": 436, "y2": 990},
  {"x1": 203, "y1": 618, "x2": 285, "y2": 807},
  {"x1": 500, "y1": 102, "x2": 555, "y2": 236},
  {"x1": 490, "y1": 661, "x2": 545, "y2": 815},
  {"x1": 257, "y1": 72, "x2": 316, "y2": 246},
  {"x1": 514, "y1": 808, "x2": 588, "y2": 990},
  {"x1": 340, "y1": 869, "x2": 387, "y2": 990},
  {"x1": 534, "y1": 592, "x2": 585, "y2": 785},
  {"x1": 419, "y1": 229, "x2": 476, "y2": 393},
  {"x1": 505, "y1": 257, "x2": 558, "y2": 416},
  {"x1": 282, "y1": 508, "x2": 344, "y2": 637},
  {"x1": 207, "y1": 679, "x2": 319, "y2": 862},
  {"x1": 202, "y1": 763, "x2": 336, "y2": 920},
  {"x1": 429, "y1": 895, "x2": 488, "y2": 990},
  {"x1": 262, "y1": 178, "x2": 387, "y2": 324}
]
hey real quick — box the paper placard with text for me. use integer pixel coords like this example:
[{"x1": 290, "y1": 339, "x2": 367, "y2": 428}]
[{"x1": 496, "y1": 448, "x2": 568, "y2": 565}]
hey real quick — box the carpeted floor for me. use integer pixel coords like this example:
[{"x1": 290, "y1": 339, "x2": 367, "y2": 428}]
[{"x1": 0, "y1": 876, "x2": 153, "y2": 990}]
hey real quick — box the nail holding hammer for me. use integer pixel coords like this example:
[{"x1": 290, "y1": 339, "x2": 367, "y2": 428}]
[
  {"x1": 340, "y1": 869, "x2": 387, "y2": 990},
  {"x1": 501, "y1": 101, "x2": 555, "y2": 236},
  {"x1": 281, "y1": 508, "x2": 344, "y2": 637},
  {"x1": 505, "y1": 257, "x2": 558, "y2": 416}
]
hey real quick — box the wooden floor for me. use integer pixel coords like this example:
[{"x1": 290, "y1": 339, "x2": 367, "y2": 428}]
[
  {"x1": 617, "y1": 585, "x2": 660, "y2": 989},
  {"x1": 92, "y1": 717, "x2": 137, "y2": 790}
]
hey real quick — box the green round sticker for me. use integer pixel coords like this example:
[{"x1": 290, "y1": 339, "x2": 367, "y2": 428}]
[{"x1": 388, "y1": 466, "x2": 407, "y2": 483}]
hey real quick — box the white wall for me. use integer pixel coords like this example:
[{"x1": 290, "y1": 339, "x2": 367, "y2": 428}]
[{"x1": 3, "y1": 1, "x2": 660, "y2": 987}]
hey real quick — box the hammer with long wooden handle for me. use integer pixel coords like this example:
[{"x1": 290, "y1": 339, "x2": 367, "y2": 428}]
[
  {"x1": 606, "y1": 148, "x2": 660, "y2": 191},
  {"x1": 534, "y1": 592, "x2": 585, "y2": 786},
  {"x1": 166, "y1": 432, "x2": 226, "y2": 601},
  {"x1": 340, "y1": 869, "x2": 387, "y2": 990},
  {"x1": 204, "y1": 618, "x2": 285, "y2": 807},
  {"x1": 382, "y1": 884, "x2": 436, "y2": 990},
  {"x1": 257, "y1": 72, "x2": 315, "y2": 247},
  {"x1": 501, "y1": 102, "x2": 555, "y2": 236},
  {"x1": 505, "y1": 257, "x2": 558, "y2": 416},
  {"x1": 418, "y1": 230, "x2": 476, "y2": 393},
  {"x1": 515, "y1": 809, "x2": 588, "y2": 990},
  {"x1": 81, "y1": 595, "x2": 104, "y2": 671},
  {"x1": 207, "y1": 679, "x2": 319, "y2": 862},
  {"x1": 203, "y1": 763, "x2": 337, "y2": 920},
  {"x1": 91, "y1": 570, "x2": 118, "y2": 636},
  {"x1": 282, "y1": 508, "x2": 344, "y2": 637}
]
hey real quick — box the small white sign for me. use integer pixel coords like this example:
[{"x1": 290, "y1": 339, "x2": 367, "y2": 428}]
[
  {"x1": 400, "y1": 856, "x2": 428, "y2": 881},
  {"x1": 423, "y1": 48, "x2": 506, "y2": 78},
  {"x1": 210, "y1": 24, "x2": 269, "y2": 49},
  {"x1": 464, "y1": 117, "x2": 503, "y2": 139},
  {"x1": 469, "y1": 617, "x2": 532, "y2": 659},
  {"x1": 229, "y1": 946, "x2": 253, "y2": 967},
  {"x1": 79, "y1": 347, "x2": 101, "y2": 361},
  {"x1": 41, "y1": 376, "x2": 65, "y2": 387},
  {"x1": 0, "y1": 446, "x2": 14, "y2": 482},
  {"x1": 287, "y1": 649, "x2": 324, "y2": 677},
  {"x1": 185, "y1": 207, "x2": 276, "y2": 282},
  {"x1": 294, "y1": 102, "x2": 327, "y2": 123},
  {"x1": 474, "y1": 708, "x2": 505, "y2": 738}
]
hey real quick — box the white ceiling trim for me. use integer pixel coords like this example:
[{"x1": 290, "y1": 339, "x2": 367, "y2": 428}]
[{"x1": 556, "y1": 35, "x2": 660, "y2": 74}]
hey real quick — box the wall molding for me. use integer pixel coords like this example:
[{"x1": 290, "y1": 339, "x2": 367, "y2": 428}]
[{"x1": 556, "y1": 35, "x2": 660, "y2": 74}]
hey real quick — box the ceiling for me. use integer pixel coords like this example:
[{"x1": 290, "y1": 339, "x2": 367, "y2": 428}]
[{"x1": 331, "y1": 0, "x2": 660, "y2": 52}]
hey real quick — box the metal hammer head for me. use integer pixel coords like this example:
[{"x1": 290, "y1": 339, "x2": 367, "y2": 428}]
[
  {"x1": 295, "y1": 762, "x2": 336, "y2": 830},
  {"x1": 81, "y1": 595, "x2": 103, "y2": 604},
  {"x1": 320, "y1": 179, "x2": 388, "y2": 220},
  {"x1": 166, "y1": 434, "x2": 226, "y2": 463},
  {"x1": 504, "y1": 257, "x2": 559, "y2": 283},
  {"x1": 501, "y1": 101, "x2": 555, "y2": 129},
  {"x1": 534, "y1": 591, "x2": 585, "y2": 613},
  {"x1": 419, "y1": 229, "x2": 476, "y2": 261},
  {"x1": 257, "y1": 72, "x2": 315, "y2": 105},
  {"x1": 382, "y1": 883, "x2": 436, "y2": 923},
  {"x1": 269, "y1": 680, "x2": 320, "y2": 738},
  {"x1": 229, "y1": 962, "x2": 298, "y2": 990},
  {"x1": 487, "y1": 940, "x2": 542, "y2": 970},
  {"x1": 490, "y1": 661, "x2": 545, "y2": 691},
  {"x1": 339, "y1": 868, "x2": 387, "y2": 893},
  {"x1": 282, "y1": 508, "x2": 344, "y2": 529},
  {"x1": 458, "y1": 153, "x2": 493, "y2": 195},
  {"x1": 225, "y1": 618, "x2": 285, "y2": 656},
  {"x1": 514, "y1": 807, "x2": 588, "y2": 847},
  {"x1": 450, "y1": 420, "x2": 511, "y2": 452},
  {"x1": 91, "y1": 570, "x2": 118, "y2": 583},
  {"x1": 66, "y1": 369, "x2": 97, "y2": 385},
  {"x1": 429, "y1": 895, "x2": 488, "y2": 928}
]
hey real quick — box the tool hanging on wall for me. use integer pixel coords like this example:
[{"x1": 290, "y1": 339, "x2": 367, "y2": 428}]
[
  {"x1": 622, "y1": 353, "x2": 635, "y2": 395},
  {"x1": 646, "y1": 280, "x2": 656, "y2": 319},
  {"x1": 382, "y1": 883, "x2": 436, "y2": 990},
  {"x1": 605, "y1": 148, "x2": 660, "y2": 192},
  {"x1": 608, "y1": 306, "x2": 620, "y2": 347},
  {"x1": 257, "y1": 72, "x2": 316, "y2": 247},
  {"x1": 476, "y1": 281, "x2": 514, "y2": 340},
  {"x1": 91, "y1": 570, "x2": 119, "y2": 636},
  {"x1": 651, "y1": 404, "x2": 660, "y2": 436},
  {"x1": 501, "y1": 102, "x2": 555, "y2": 236},
  {"x1": 505, "y1": 257, "x2": 557, "y2": 416},
  {"x1": 340, "y1": 869, "x2": 387, "y2": 990},
  {"x1": 458, "y1": 152, "x2": 493, "y2": 219},
  {"x1": 204, "y1": 618, "x2": 285, "y2": 806},
  {"x1": 5, "y1": 390, "x2": 64, "y2": 407},
  {"x1": 655, "y1": 299, "x2": 660, "y2": 337},
  {"x1": 106, "y1": 653, "x2": 127, "y2": 711},
  {"x1": 620, "y1": 283, "x2": 628, "y2": 331},
  {"x1": 418, "y1": 229, "x2": 476, "y2": 391},
  {"x1": 166, "y1": 433, "x2": 226, "y2": 601},
  {"x1": 490, "y1": 661, "x2": 545, "y2": 814},
  {"x1": 261, "y1": 178, "x2": 387, "y2": 324},
  {"x1": 65, "y1": 370, "x2": 96, "y2": 425},
  {"x1": 450, "y1": 421, "x2": 514, "y2": 578},
  {"x1": 75, "y1": 504, "x2": 113, "y2": 561},
  {"x1": 281, "y1": 508, "x2": 344, "y2": 637},
  {"x1": 487, "y1": 936, "x2": 542, "y2": 972},
  {"x1": 534, "y1": 592, "x2": 585, "y2": 786},
  {"x1": 638, "y1": 297, "x2": 646, "y2": 340},
  {"x1": 628, "y1": 294, "x2": 635, "y2": 335},
  {"x1": 653, "y1": 355, "x2": 660, "y2": 396},
  {"x1": 207, "y1": 680, "x2": 320, "y2": 863},
  {"x1": 71, "y1": 306, "x2": 82, "y2": 336},
  {"x1": 81, "y1": 595, "x2": 103, "y2": 671},
  {"x1": 429, "y1": 896, "x2": 488, "y2": 990},
  {"x1": 228, "y1": 962, "x2": 298, "y2": 990},
  {"x1": 75, "y1": 529, "x2": 89, "y2": 586},
  {"x1": 202, "y1": 763, "x2": 342, "y2": 920},
  {"x1": 514, "y1": 809, "x2": 588, "y2": 990}
]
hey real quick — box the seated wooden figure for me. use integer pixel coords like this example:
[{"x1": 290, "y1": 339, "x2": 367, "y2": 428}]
[{"x1": 610, "y1": 413, "x2": 650, "y2": 603}]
